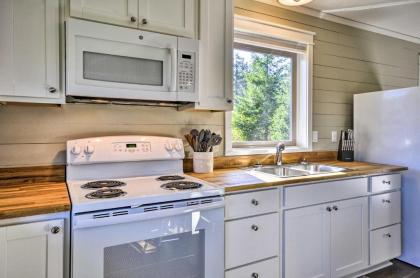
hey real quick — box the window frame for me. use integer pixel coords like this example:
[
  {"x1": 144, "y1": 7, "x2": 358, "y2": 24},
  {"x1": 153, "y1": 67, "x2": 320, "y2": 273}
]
[
  {"x1": 225, "y1": 15, "x2": 315, "y2": 156},
  {"x1": 232, "y1": 42, "x2": 298, "y2": 148}
]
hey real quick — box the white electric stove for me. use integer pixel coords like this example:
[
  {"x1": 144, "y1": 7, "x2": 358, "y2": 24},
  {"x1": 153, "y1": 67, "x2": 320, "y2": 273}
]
[{"x1": 66, "y1": 136, "x2": 224, "y2": 278}]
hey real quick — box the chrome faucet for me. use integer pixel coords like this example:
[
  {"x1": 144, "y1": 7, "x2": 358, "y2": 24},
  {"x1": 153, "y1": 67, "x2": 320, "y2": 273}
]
[{"x1": 275, "y1": 143, "x2": 286, "y2": 166}]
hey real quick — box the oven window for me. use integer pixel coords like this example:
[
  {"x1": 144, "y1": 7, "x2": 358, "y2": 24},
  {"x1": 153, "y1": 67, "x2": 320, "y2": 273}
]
[
  {"x1": 104, "y1": 230, "x2": 204, "y2": 278},
  {"x1": 83, "y1": 52, "x2": 164, "y2": 86}
]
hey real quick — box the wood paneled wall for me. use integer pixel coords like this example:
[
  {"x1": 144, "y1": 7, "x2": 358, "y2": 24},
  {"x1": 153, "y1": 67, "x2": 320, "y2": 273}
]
[
  {"x1": 236, "y1": 0, "x2": 420, "y2": 150},
  {"x1": 1, "y1": 0, "x2": 419, "y2": 167}
]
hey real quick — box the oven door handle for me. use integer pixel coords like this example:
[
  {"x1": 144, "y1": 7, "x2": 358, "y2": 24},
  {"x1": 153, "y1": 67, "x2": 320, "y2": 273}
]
[
  {"x1": 73, "y1": 200, "x2": 224, "y2": 230},
  {"x1": 169, "y1": 48, "x2": 177, "y2": 92}
]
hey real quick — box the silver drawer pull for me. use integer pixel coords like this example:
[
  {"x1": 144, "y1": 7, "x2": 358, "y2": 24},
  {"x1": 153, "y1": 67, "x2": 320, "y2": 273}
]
[
  {"x1": 382, "y1": 199, "x2": 391, "y2": 203},
  {"x1": 326, "y1": 206, "x2": 332, "y2": 212},
  {"x1": 384, "y1": 233, "x2": 392, "y2": 238},
  {"x1": 382, "y1": 180, "x2": 391, "y2": 185},
  {"x1": 251, "y1": 273, "x2": 259, "y2": 278},
  {"x1": 251, "y1": 224, "x2": 259, "y2": 231},
  {"x1": 333, "y1": 206, "x2": 338, "y2": 211},
  {"x1": 251, "y1": 199, "x2": 259, "y2": 206}
]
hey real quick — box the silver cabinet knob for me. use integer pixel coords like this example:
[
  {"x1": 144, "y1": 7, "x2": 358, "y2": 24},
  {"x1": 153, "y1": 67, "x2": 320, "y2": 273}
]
[
  {"x1": 48, "y1": 87, "x2": 57, "y2": 93},
  {"x1": 130, "y1": 16, "x2": 137, "y2": 22},
  {"x1": 333, "y1": 206, "x2": 338, "y2": 211},
  {"x1": 384, "y1": 233, "x2": 392, "y2": 238},
  {"x1": 251, "y1": 224, "x2": 259, "y2": 231},
  {"x1": 382, "y1": 180, "x2": 391, "y2": 185},
  {"x1": 51, "y1": 226, "x2": 61, "y2": 234},
  {"x1": 326, "y1": 206, "x2": 332, "y2": 212},
  {"x1": 142, "y1": 18, "x2": 148, "y2": 25},
  {"x1": 382, "y1": 199, "x2": 391, "y2": 203},
  {"x1": 251, "y1": 199, "x2": 259, "y2": 206},
  {"x1": 251, "y1": 273, "x2": 259, "y2": 278}
]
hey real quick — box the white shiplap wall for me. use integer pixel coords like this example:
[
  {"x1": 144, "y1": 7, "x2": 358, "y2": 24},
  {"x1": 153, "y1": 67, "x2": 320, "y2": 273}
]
[
  {"x1": 1, "y1": 0, "x2": 419, "y2": 167},
  {"x1": 235, "y1": 0, "x2": 420, "y2": 150}
]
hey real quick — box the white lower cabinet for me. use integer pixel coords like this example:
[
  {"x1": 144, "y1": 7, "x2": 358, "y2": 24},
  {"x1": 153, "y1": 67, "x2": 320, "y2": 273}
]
[
  {"x1": 370, "y1": 224, "x2": 401, "y2": 266},
  {"x1": 225, "y1": 213, "x2": 279, "y2": 269},
  {"x1": 284, "y1": 197, "x2": 368, "y2": 278},
  {"x1": 284, "y1": 203, "x2": 331, "y2": 278},
  {"x1": 225, "y1": 257, "x2": 279, "y2": 278},
  {"x1": 0, "y1": 219, "x2": 64, "y2": 278}
]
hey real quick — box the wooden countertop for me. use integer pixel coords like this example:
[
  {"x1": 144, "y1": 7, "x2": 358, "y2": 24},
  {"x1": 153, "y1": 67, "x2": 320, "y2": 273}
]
[
  {"x1": 0, "y1": 166, "x2": 70, "y2": 220},
  {"x1": 189, "y1": 161, "x2": 408, "y2": 193}
]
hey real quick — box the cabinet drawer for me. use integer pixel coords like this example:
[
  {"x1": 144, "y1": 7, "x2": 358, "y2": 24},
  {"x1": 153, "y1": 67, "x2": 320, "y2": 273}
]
[
  {"x1": 284, "y1": 178, "x2": 368, "y2": 208},
  {"x1": 225, "y1": 213, "x2": 279, "y2": 269},
  {"x1": 225, "y1": 189, "x2": 278, "y2": 220},
  {"x1": 370, "y1": 191, "x2": 401, "y2": 229},
  {"x1": 225, "y1": 257, "x2": 279, "y2": 278},
  {"x1": 371, "y1": 174, "x2": 401, "y2": 193},
  {"x1": 370, "y1": 224, "x2": 401, "y2": 266}
]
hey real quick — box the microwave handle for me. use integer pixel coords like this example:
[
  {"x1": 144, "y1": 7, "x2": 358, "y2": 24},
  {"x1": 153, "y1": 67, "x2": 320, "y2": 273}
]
[
  {"x1": 169, "y1": 48, "x2": 177, "y2": 92},
  {"x1": 169, "y1": 48, "x2": 178, "y2": 92}
]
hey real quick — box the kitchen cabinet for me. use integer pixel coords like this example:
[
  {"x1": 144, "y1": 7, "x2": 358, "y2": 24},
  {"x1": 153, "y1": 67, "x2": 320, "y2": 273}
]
[
  {"x1": 0, "y1": 0, "x2": 62, "y2": 103},
  {"x1": 70, "y1": 0, "x2": 197, "y2": 38},
  {"x1": 284, "y1": 197, "x2": 368, "y2": 278},
  {"x1": 193, "y1": 0, "x2": 234, "y2": 111},
  {"x1": 0, "y1": 219, "x2": 64, "y2": 278},
  {"x1": 138, "y1": 0, "x2": 197, "y2": 38},
  {"x1": 70, "y1": 0, "x2": 138, "y2": 28}
]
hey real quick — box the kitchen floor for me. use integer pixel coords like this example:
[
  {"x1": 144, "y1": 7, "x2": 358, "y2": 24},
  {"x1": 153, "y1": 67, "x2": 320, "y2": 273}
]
[{"x1": 362, "y1": 260, "x2": 420, "y2": 278}]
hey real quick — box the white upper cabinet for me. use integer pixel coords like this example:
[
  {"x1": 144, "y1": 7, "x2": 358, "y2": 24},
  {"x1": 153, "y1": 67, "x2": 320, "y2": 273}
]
[
  {"x1": 70, "y1": 0, "x2": 138, "y2": 27},
  {"x1": 0, "y1": 219, "x2": 64, "y2": 278},
  {"x1": 194, "y1": 0, "x2": 233, "y2": 111},
  {"x1": 138, "y1": 0, "x2": 197, "y2": 38},
  {"x1": 0, "y1": 0, "x2": 62, "y2": 103},
  {"x1": 70, "y1": 0, "x2": 197, "y2": 38}
]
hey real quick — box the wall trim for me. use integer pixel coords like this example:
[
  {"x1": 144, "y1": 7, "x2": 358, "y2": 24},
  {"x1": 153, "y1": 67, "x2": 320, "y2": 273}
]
[{"x1": 254, "y1": 0, "x2": 420, "y2": 45}]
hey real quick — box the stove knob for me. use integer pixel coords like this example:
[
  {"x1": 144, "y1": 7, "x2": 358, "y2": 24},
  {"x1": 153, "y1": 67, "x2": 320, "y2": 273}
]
[
  {"x1": 85, "y1": 144, "x2": 95, "y2": 155},
  {"x1": 165, "y1": 142, "x2": 174, "y2": 151},
  {"x1": 71, "y1": 145, "x2": 81, "y2": 155},
  {"x1": 174, "y1": 142, "x2": 183, "y2": 151}
]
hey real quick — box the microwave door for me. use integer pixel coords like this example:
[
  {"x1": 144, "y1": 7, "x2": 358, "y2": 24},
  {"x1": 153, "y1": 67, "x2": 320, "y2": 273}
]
[{"x1": 67, "y1": 19, "x2": 178, "y2": 101}]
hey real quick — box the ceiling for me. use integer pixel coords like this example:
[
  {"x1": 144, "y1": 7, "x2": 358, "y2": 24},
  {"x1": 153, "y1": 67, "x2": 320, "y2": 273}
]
[{"x1": 303, "y1": 0, "x2": 420, "y2": 40}]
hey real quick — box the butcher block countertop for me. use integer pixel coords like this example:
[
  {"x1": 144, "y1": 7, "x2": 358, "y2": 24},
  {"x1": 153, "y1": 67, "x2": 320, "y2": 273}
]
[
  {"x1": 189, "y1": 161, "x2": 408, "y2": 193},
  {"x1": 0, "y1": 166, "x2": 70, "y2": 220}
]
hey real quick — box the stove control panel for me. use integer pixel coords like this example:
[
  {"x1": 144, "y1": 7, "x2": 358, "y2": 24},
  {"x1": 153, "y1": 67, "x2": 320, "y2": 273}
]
[{"x1": 67, "y1": 136, "x2": 185, "y2": 165}]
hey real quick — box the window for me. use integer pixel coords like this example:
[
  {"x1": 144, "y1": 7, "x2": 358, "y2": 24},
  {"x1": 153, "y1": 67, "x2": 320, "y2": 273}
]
[
  {"x1": 232, "y1": 43, "x2": 297, "y2": 147},
  {"x1": 226, "y1": 16, "x2": 315, "y2": 155}
]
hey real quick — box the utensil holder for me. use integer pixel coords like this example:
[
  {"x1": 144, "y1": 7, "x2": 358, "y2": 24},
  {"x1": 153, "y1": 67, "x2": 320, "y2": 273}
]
[
  {"x1": 193, "y1": 152, "x2": 214, "y2": 173},
  {"x1": 338, "y1": 139, "x2": 354, "y2": 162}
]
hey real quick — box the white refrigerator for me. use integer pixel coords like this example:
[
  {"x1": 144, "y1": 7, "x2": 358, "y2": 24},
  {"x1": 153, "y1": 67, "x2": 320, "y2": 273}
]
[{"x1": 354, "y1": 86, "x2": 420, "y2": 266}]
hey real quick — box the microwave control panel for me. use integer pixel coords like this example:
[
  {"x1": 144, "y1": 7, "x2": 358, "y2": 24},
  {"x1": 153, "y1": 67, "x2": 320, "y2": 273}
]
[{"x1": 178, "y1": 51, "x2": 196, "y2": 92}]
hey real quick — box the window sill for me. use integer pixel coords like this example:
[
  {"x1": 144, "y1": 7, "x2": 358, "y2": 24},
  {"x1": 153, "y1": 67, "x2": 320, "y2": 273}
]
[{"x1": 225, "y1": 146, "x2": 311, "y2": 156}]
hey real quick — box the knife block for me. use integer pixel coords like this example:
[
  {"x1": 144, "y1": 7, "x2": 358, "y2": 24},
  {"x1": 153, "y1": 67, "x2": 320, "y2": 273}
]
[{"x1": 337, "y1": 139, "x2": 354, "y2": 162}]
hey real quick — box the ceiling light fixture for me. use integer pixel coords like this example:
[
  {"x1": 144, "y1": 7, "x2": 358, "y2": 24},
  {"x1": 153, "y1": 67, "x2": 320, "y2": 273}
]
[{"x1": 278, "y1": 0, "x2": 313, "y2": 6}]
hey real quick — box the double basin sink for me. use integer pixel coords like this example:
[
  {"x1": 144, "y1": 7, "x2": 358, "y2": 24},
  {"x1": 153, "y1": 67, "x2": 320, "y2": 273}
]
[{"x1": 250, "y1": 163, "x2": 347, "y2": 178}]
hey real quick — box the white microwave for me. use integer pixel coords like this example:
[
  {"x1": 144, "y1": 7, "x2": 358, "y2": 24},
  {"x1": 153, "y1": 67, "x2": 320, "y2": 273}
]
[{"x1": 66, "y1": 19, "x2": 198, "y2": 103}]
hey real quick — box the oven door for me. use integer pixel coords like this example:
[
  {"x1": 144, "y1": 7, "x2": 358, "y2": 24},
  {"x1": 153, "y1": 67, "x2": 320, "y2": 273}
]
[
  {"x1": 71, "y1": 200, "x2": 224, "y2": 278},
  {"x1": 66, "y1": 19, "x2": 178, "y2": 101}
]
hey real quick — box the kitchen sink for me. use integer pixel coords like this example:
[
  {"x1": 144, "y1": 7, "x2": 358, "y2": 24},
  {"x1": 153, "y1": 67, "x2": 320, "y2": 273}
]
[
  {"x1": 287, "y1": 164, "x2": 347, "y2": 174},
  {"x1": 250, "y1": 163, "x2": 347, "y2": 178},
  {"x1": 250, "y1": 165, "x2": 309, "y2": 178}
]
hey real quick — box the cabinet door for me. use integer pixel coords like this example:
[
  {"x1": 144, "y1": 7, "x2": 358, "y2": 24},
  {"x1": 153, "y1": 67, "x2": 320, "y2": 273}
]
[
  {"x1": 195, "y1": 0, "x2": 233, "y2": 111},
  {"x1": 330, "y1": 197, "x2": 368, "y2": 278},
  {"x1": 0, "y1": 0, "x2": 61, "y2": 103},
  {"x1": 284, "y1": 204, "x2": 331, "y2": 278},
  {"x1": 138, "y1": 0, "x2": 197, "y2": 38},
  {"x1": 0, "y1": 219, "x2": 64, "y2": 278},
  {"x1": 70, "y1": 0, "x2": 138, "y2": 27}
]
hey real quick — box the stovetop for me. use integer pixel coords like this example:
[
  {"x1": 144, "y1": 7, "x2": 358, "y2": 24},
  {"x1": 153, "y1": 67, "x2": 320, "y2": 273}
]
[{"x1": 67, "y1": 173, "x2": 223, "y2": 214}]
